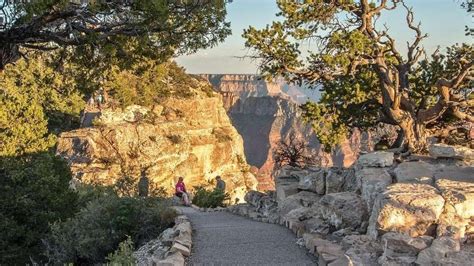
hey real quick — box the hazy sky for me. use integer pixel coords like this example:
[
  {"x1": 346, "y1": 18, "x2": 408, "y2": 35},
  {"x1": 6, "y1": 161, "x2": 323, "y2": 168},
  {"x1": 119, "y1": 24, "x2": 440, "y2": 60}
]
[{"x1": 175, "y1": 0, "x2": 472, "y2": 74}]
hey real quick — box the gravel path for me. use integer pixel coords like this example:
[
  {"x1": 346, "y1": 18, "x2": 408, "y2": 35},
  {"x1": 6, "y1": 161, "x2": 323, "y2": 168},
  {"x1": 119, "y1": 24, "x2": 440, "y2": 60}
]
[{"x1": 178, "y1": 207, "x2": 316, "y2": 266}]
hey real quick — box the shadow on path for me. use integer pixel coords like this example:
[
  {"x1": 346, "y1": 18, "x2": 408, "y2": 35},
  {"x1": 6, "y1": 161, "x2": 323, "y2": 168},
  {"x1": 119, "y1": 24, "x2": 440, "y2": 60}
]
[{"x1": 178, "y1": 207, "x2": 316, "y2": 266}]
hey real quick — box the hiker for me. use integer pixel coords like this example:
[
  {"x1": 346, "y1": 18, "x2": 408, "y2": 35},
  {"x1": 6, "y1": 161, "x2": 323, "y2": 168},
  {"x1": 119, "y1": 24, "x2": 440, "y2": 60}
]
[
  {"x1": 138, "y1": 170, "x2": 149, "y2": 198},
  {"x1": 175, "y1": 177, "x2": 190, "y2": 206},
  {"x1": 96, "y1": 91, "x2": 104, "y2": 109},
  {"x1": 215, "y1": 175, "x2": 226, "y2": 192}
]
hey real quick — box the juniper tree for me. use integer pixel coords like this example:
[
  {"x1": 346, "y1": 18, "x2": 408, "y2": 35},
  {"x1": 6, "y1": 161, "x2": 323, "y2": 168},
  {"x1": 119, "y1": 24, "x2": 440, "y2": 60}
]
[
  {"x1": 244, "y1": 0, "x2": 473, "y2": 152},
  {"x1": 0, "y1": 0, "x2": 231, "y2": 69}
]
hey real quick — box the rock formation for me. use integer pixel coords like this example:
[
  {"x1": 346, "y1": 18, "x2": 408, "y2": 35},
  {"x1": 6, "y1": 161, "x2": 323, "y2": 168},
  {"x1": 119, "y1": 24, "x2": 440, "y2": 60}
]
[
  {"x1": 57, "y1": 84, "x2": 257, "y2": 203},
  {"x1": 200, "y1": 74, "x2": 391, "y2": 191},
  {"x1": 229, "y1": 144, "x2": 474, "y2": 265}
]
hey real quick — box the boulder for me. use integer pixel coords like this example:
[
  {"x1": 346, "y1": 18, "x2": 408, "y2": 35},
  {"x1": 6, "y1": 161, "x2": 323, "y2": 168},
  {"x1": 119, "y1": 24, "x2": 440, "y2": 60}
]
[
  {"x1": 415, "y1": 236, "x2": 460, "y2": 265},
  {"x1": 381, "y1": 232, "x2": 432, "y2": 256},
  {"x1": 278, "y1": 191, "x2": 321, "y2": 217},
  {"x1": 342, "y1": 235, "x2": 383, "y2": 266},
  {"x1": 394, "y1": 161, "x2": 435, "y2": 184},
  {"x1": 357, "y1": 167, "x2": 392, "y2": 212},
  {"x1": 255, "y1": 195, "x2": 278, "y2": 217},
  {"x1": 169, "y1": 242, "x2": 191, "y2": 257},
  {"x1": 434, "y1": 165, "x2": 474, "y2": 183},
  {"x1": 284, "y1": 207, "x2": 321, "y2": 237},
  {"x1": 319, "y1": 192, "x2": 369, "y2": 231},
  {"x1": 275, "y1": 165, "x2": 308, "y2": 179},
  {"x1": 157, "y1": 251, "x2": 185, "y2": 266},
  {"x1": 357, "y1": 152, "x2": 394, "y2": 168},
  {"x1": 244, "y1": 190, "x2": 266, "y2": 207},
  {"x1": 304, "y1": 217, "x2": 330, "y2": 235},
  {"x1": 437, "y1": 203, "x2": 469, "y2": 240},
  {"x1": 429, "y1": 143, "x2": 474, "y2": 161},
  {"x1": 368, "y1": 183, "x2": 445, "y2": 238},
  {"x1": 325, "y1": 168, "x2": 358, "y2": 194},
  {"x1": 133, "y1": 239, "x2": 168, "y2": 265},
  {"x1": 303, "y1": 233, "x2": 347, "y2": 265},
  {"x1": 275, "y1": 181, "x2": 299, "y2": 203},
  {"x1": 298, "y1": 168, "x2": 326, "y2": 195},
  {"x1": 435, "y1": 178, "x2": 474, "y2": 239},
  {"x1": 436, "y1": 178, "x2": 474, "y2": 219}
]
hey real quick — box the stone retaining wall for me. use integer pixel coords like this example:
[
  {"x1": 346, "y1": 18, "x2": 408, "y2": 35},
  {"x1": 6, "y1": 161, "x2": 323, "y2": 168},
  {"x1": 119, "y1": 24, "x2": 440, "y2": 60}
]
[
  {"x1": 228, "y1": 145, "x2": 474, "y2": 265},
  {"x1": 133, "y1": 214, "x2": 192, "y2": 266}
]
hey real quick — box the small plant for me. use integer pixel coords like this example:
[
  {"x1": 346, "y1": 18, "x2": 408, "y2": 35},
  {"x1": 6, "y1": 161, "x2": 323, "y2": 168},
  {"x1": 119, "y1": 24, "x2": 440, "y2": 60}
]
[
  {"x1": 106, "y1": 236, "x2": 136, "y2": 266},
  {"x1": 192, "y1": 186, "x2": 230, "y2": 208}
]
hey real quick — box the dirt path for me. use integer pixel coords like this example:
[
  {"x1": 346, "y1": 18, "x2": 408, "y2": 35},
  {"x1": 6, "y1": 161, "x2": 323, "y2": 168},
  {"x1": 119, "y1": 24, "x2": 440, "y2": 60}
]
[{"x1": 178, "y1": 207, "x2": 316, "y2": 265}]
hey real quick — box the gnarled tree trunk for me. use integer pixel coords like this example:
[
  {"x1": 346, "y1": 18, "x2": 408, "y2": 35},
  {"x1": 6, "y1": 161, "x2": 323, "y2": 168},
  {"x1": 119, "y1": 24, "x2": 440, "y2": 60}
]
[{"x1": 398, "y1": 117, "x2": 428, "y2": 153}]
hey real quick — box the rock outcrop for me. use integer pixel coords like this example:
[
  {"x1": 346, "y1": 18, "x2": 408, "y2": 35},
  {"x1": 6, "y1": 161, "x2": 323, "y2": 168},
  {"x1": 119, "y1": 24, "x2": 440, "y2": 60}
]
[
  {"x1": 229, "y1": 145, "x2": 474, "y2": 265},
  {"x1": 57, "y1": 86, "x2": 257, "y2": 203},
  {"x1": 201, "y1": 74, "x2": 398, "y2": 191}
]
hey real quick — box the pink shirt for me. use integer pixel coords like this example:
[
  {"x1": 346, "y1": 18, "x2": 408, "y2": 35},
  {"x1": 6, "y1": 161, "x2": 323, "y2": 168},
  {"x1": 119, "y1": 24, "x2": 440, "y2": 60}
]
[{"x1": 175, "y1": 181, "x2": 186, "y2": 194}]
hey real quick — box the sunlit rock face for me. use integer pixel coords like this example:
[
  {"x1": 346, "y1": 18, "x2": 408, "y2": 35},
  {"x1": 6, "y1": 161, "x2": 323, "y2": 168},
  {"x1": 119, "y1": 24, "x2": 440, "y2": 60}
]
[
  {"x1": 200, "y1": 74, "x2": 385, "y2": 191},
  {"x1": 236, "y1": 148, "x2": 474, "y2": 264},
  {"x1": 57, "y1": 90, "x2": 257, "y2": 203}
]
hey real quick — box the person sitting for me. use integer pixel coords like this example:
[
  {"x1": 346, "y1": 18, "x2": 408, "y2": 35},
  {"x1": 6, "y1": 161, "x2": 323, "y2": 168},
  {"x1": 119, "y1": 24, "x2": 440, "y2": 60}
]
[
  {"x1": 215, "y1": 175, "x2": 226, "y2": 192},
  {"x1": 175, "y1": 176, "x2": 190, "y2": 206}
]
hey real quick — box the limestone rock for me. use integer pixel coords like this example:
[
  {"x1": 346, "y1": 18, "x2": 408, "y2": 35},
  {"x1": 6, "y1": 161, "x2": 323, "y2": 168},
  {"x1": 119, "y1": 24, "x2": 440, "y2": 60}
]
[
  {"x1": 342, "y1": 235, "x2": 383, "y2": 266},
  {"x1": 57, "y1": 95, "x2": 257, "y2": 203},
  {"x1": 319, "y1": 192, "x2": 369, "y2": 231},
  {"x1": 170, "y1": 242, "x2": 190, "y2": 257},
  {"x1": 278, "y1": 191, "x2": 321, "y2": 217},
  {"x1": 357, "y1": 167, "x2": 392, "y2": 212},
  {"x1": 303, "y1": 233, "x2": 347, "y2": 265},
  {"x1": 325, "y1": 168, "x2": 358, "y2": 194},
  {"x1": 298, "y1": 168, "x2": 326, "y2": 195},
  {"x1": 415, "y1": 236, "x2": 460, "y2": 265},
  {"x1": 368, "y1": 183, "x2": 445, "y2": 238},
  {"x1": 429, "y1": 143, "x2": 474, "y2": 161},
  {"x1": 436, "y1": 178, "x2": 474, "y2": 219},
  {"x1": 357, "y1": 152, "x2": 394, "y2": 168},
  {"x1": 304, "y1": 217, "x2": 330, "y2": 235},
  {"x1": 343, "y1": 235, "x2": 383, "y2": 265},
  {"x1": 157, "y1": 251, "x2": 185, "y2": 266},
  {"x1": 244, "y1": 190, "x2": 266, "y2": 207},
  {"x1": 275, "y1": 181, "x2": 299, "y2": 203},
  {"x1": 380, "y1": 232, "x2": 432, "y2": 259},
  {"x1": 394, "y1": 161, "x2": 435, "y2": 184},
  {"x1": 435, "y1": 178, "x2": 474, "y2": 239},
  {"x1": 255, "y1": 194, "x2": 278, "y2": 218},
  {"x1": 434, "y1": 165, "x2": 474, "y2": 183}
]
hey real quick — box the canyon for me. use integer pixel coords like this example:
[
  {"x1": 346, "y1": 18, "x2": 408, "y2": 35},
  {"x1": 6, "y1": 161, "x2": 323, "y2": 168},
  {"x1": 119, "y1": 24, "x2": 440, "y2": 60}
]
[{"x1": 200, "y1": 74, "x2": 385, "y2": 190}]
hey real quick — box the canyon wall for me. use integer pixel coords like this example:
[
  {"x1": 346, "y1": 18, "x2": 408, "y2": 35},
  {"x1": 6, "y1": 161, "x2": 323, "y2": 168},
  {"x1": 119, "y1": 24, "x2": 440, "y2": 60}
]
[
  {"x1": 57, "y1": 82, "x2": 257, "y2": 203},
  {"x1": 200, "y1": 74, "x2": 372, "y2": 191}
]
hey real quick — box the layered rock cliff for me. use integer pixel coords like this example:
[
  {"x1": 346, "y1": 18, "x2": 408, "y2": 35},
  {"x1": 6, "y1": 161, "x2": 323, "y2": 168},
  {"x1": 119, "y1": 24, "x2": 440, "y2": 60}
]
[
  {"x1": 57, "y1": 85, "x2": 257, "y2": 203},
  {"x1": 200, "y1": 74, "x2": 375, "y2": 191}
]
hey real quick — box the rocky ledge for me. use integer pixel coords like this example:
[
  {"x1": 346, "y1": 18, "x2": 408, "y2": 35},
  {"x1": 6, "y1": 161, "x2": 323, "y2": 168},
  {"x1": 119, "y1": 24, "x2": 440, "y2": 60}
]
[
  {"x1": 133, "y1": 214, "x2": 192, "y2": 266},
  {"x1": 57, "y1": 93, "x2": 257, "y2": 202},
  {"x1": 228, "y1": 145, "x2": 474, "y2": 265}
]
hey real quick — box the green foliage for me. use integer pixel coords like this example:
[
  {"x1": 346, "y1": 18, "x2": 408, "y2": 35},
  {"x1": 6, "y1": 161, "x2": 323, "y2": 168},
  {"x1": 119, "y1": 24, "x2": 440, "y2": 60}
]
[
  {"x1": 300, "y1": 68, "x2": 380, "y2": 150},
  {"x1": 0, "y1": 55, "x2": 85, "y2": 156},
  {"x1": 105, "y1": 61, "x2": 193, "y2": 107},
  {"x1": 244, "y1": 0, "x2": 474, "y2": 150},
  {"x1": 106, "y1": 236, "x2": 137, "y2": 266},
  {"x1": 0, "y1": 152, "x2": 79, "y2": 265},
  {"x1": 45, "y1": 193, "x2": 177, "y2": 264},
  {"x1": 192, "y1": 186, "x2": 230, "y2": 208},
  {"x1": 1, "y1": 0, "x2": 231, "y2": 69}
]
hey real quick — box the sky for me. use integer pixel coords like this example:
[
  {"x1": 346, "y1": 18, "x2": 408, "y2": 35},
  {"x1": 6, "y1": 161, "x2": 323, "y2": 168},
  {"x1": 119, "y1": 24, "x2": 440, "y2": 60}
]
[{"x1": 175, "y1": 0, "x2": 473, "y2": 74}]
